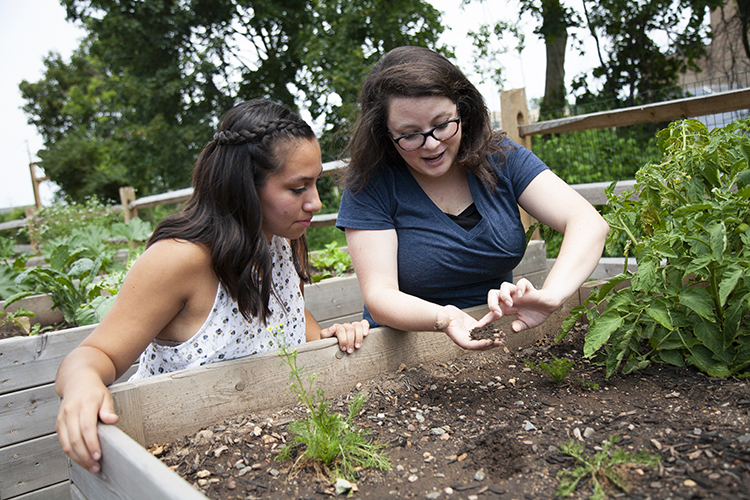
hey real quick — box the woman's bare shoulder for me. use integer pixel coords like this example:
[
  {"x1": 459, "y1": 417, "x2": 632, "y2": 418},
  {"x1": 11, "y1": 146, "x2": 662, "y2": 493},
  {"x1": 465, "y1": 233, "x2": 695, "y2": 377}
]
[{"x1": 126, "y1": 239, "x2": 213, "y2": 285}]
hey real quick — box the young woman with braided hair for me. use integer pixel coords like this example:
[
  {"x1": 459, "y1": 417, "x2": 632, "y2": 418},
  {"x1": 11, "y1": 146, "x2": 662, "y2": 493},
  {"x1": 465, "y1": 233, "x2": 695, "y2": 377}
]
[{"x1": 55, "y1": 99, "x2": 369, "y2": 474}]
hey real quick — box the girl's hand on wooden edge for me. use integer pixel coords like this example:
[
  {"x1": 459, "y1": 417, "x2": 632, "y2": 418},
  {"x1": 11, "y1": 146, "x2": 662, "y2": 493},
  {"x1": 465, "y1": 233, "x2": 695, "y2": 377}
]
[
  {"x1": 440, "y1": 305, "x2": 503, "y2": 351},
  {"x1": 320, "y1": 320, "x2": 369, "y2": 353},
  {"x1": 56, "y1": 391, "x2": 119, "y2": 474}
]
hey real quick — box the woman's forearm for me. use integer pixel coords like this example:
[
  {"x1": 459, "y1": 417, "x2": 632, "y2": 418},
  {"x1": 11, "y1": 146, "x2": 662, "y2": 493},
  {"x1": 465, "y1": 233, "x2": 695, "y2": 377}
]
[
  {"x1": 540, "y1": 214, "x2": 610, "y2": 307},
  {"x1": 366, "y1": 288, "x2": 447, "y2": 332},
  {"x1": 56, "y1": 346, "x2": 118, "y2": 397}
]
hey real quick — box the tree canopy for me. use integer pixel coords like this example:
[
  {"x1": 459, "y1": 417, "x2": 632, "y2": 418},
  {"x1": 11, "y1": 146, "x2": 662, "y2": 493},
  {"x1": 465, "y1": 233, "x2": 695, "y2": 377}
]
[
  {"x1": 468, "y1": 0, "x2": 727, "y2": 113},
  {"x1": 581, "y1": 0, "x2": 724, "y2": 104},
  {"x1": 21, "y1": 0, "x2": 446, "y2": 203}
]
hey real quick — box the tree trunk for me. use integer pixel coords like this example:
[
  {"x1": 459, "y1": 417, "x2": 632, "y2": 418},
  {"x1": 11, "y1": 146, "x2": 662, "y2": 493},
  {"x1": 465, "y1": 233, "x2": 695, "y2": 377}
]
[{"x1": 542, "y1": 30, "x2": 568, "y2": 115}]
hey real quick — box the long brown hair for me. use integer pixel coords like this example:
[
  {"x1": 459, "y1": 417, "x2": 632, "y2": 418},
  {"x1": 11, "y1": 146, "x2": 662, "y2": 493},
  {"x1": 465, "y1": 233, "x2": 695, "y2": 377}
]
[
  {"x1": 345, "y1": 46, "x2": 505, "y2": 193},
  {"x1": 148, "y1": 99, "x2": 316, "y2": 322}
]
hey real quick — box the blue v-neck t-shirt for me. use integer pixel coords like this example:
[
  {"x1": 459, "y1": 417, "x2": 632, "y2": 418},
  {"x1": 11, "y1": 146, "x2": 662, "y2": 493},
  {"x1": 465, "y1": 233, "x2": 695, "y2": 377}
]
[{"x1": 336, "y1": 138, "x2": 549, "y2": 325}]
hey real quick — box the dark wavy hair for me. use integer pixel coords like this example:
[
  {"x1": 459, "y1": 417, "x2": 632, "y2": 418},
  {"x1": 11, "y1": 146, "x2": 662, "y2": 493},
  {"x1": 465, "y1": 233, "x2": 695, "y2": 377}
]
[
  {"x1": 148, "y1": 99, "x2": 316, "y2": 323},
  {"x1": 345, "y1": 46, "x2": 505, "y2": 193}
]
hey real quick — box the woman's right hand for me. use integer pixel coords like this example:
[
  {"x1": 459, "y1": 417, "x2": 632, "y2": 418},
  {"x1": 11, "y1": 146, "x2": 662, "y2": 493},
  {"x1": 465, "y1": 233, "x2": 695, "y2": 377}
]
[
  {"x1": 56, "y1": 377, "x2": 119, "y2": 474},
  {"x1": 437, "y1": 305, "x2": 503, "y2": 350}
]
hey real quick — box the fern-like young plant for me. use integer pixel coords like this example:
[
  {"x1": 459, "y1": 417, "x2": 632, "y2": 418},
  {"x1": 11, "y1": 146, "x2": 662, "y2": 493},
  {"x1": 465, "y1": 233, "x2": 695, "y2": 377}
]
[
  {"x1": 272, "y1": 326, "x2": 390, "y2": 481},
  {"x1": 556, "y1": 436, "x2": 660, "y2": 499}
]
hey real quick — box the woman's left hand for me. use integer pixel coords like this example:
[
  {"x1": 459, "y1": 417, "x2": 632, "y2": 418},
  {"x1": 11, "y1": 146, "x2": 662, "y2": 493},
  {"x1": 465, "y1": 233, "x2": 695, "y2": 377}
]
[
  {"x1": 484, "y1": 278, "x2": 561, "y2": 333},
  {"x1": 320, "y1": 320, "x2": 370, "y2": 353}
]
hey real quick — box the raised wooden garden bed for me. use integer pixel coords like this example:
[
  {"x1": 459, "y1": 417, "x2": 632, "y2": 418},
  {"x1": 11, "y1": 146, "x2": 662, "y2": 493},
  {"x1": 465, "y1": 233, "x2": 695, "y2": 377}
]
[
  {"x1": 0, "y1": 241, "x2": 548, "y2": 500},
  {"x1": 69, "y1": 280, "x2": 594, "y2": 500}
]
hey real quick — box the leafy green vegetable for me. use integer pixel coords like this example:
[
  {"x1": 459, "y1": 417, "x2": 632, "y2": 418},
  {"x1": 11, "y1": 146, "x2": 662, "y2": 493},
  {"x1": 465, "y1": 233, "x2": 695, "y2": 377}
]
[{"x1": 559, "y1": 119, "x2": 750, "y2": 378}]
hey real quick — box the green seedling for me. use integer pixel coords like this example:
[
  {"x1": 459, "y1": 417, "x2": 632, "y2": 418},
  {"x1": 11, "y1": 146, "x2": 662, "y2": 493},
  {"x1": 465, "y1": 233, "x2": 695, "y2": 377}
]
[
  {"x1": 310, "y1": 242, "x2": 352, "y2": 282},
  {"x1": 556, "y1": 436, "x2": 660, "y2": 499},
  {"x1": 1, "y1": 308, "x2": 41, "y2": 336},
  {"x1": 526, "y1": 356, "x2": 575, "y2": 383},
  {"x1": 578, "y1": 378, "x2": 600, "y2": 391},
  {"x1": 272, "y1": 325, "x2": 390, "y2": 481}
]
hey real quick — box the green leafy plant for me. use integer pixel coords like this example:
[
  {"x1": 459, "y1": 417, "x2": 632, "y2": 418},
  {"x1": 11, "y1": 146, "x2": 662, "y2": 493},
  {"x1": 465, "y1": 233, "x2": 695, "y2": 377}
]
[
  {"x1": 310, "y1": 241, "x2": 353, "y2": 282},
  {"x1": 525, "y1": 356, "x2": 575, "y2": 383},
  {"x1": 556, "y1": 436, "x2": 660, "y2": 499},
  {"x1": 26, "y1": 197, "x2": 121, "y2": 248},
  {"x1": 559, "y1": 118, "x2": 750, "y2": 378},
  {"x1": 0, "y1": 251, "x2": 33, "y2": 301},
  {"x1": 110, "y1": 217, "x2": 152, "y2": 263},
  {"x1": 8, "y1": 243, "x2": 108, "y2": 326},
  {"x1": 74, "y1": 250, "x2": 139, "y2": 326},
  {"x1": 272, "y1": 325, "x2": 390, "y2": 481},
  {"x1": 0, "y1": 308, "x2": 41, "y2": 336}
]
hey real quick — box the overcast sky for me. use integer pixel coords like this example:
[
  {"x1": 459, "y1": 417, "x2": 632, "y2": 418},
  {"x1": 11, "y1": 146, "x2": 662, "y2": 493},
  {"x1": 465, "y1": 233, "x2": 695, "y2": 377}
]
[{"x1": 0, "y1": 0, "x2": 593, "y2": 211}]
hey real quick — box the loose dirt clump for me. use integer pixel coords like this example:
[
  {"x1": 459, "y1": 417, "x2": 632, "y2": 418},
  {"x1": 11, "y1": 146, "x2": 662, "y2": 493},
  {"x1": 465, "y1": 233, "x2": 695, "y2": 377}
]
[
  {"x1": 469, "y1": 325, "x2": 504, "y2": 341},
  {"x1": 155, "y1": 325, "x2": 750, "y2": 500}
]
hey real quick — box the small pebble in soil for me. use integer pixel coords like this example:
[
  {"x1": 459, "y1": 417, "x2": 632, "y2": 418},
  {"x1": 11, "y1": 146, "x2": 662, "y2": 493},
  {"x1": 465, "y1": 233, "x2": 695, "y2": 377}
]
[{"x1": 469, "y1": 325, "x2": 504, "y2": 341}]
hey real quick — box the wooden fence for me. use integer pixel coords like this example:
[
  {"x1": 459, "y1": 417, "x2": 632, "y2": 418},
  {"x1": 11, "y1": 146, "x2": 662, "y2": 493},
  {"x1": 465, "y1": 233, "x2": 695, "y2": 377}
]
[{"x1": 115, "y1": 86, "x2": 749, "y2": 226}]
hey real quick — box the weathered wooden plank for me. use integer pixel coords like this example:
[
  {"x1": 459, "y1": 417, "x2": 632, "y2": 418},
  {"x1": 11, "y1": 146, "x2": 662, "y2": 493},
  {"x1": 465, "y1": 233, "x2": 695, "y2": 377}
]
[
  {"x1": 303, "y1": 275, "x2": 363, "y2": 324},
  {"x1": 0, "y1": 325, "x2": 96, "y2": 396},
  {"x1": 0, "y1": 434, "x2": 68, "y2": 499},
  {"x1": 317, "y1": 312, "x2": 364, "y2": 330},
  {"x1": 519, "y1": 88, "x2": 750, "y2": 137},
  {"x1": 129, "y1": 187, "x2": 193, "y2": 211},
  {"x1": 569, "y1": 179, "x2": 638, "y2": 205},
  {"x1": 0, "y1": 384, "x2": 59, "y2": 448},
  {"x1": 69, "y1": 483, "x2": 86, "y2": 500},
  {"x1": 9, "y1": 481, "x2": 71, "y2": 500},
  {"x1": 68, "y1": 424, "x2": 207, "y2": 500},
  {"x1": 0, "y1": 219, "x2": 28, "y2": 232},
  {"x1": 513, "y1": 240, "x2": 547, "y2": 276},
  {"x1": 309, "y1": 212, "x2": 338, "y2": 228}
]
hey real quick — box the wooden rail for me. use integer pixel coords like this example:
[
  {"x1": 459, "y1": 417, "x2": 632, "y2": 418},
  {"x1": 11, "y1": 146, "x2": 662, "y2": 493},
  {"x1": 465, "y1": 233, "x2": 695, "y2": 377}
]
[{"x1": 518, "y1": 87, "x2": 750, "y2": 137}]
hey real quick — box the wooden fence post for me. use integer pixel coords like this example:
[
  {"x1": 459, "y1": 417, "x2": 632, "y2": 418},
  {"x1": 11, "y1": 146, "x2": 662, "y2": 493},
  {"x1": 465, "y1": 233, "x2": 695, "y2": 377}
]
[
  {"x1": 119, "y1": 186, "x2": 137, "y2": 222},
  {"x1": 500, "y1": 88, "x2": 538, "y2": 238},
  {"x1": 500, "y1": 88, "x2": 532, "y2": 150},
  {"x1": 29, "y1": 162, "x2": 48, "y2": 210}
]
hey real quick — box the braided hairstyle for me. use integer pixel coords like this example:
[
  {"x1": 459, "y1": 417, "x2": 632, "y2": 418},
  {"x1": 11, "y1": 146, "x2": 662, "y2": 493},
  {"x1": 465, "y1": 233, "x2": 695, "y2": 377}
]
[{"x1": 148, "y1": 99, "x2": 316, "y2": 323}]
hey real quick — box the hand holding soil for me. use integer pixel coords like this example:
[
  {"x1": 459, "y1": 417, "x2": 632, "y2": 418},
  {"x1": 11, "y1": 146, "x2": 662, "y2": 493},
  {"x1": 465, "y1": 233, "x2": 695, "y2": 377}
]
[{"x1": 438, "y1": 306, "x2": 504, "y2": 350}]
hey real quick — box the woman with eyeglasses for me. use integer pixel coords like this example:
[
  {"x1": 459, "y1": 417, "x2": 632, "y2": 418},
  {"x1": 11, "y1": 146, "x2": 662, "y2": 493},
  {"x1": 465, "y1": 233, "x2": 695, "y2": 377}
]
[{"x1": 335, "y1": 46, "x2": 609, "y2": 349}]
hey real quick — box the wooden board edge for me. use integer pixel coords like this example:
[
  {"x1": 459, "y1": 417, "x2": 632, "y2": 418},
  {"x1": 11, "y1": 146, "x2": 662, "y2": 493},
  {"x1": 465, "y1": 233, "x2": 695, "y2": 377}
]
[{"x1": 69, "y1": 424, "x2": 207, "y2": 500}]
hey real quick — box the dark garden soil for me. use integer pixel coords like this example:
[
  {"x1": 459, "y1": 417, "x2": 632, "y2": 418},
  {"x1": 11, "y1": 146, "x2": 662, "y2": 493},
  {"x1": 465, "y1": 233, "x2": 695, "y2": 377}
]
[{"x1": 155, "y1": 324, "x2": 750, "y2": 500}]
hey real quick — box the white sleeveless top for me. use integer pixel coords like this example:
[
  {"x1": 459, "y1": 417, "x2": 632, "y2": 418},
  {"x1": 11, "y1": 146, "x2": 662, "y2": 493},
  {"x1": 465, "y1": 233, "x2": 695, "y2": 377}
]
[{"x1": 129, "y1": 236, "x2": 306, "y2": 380}]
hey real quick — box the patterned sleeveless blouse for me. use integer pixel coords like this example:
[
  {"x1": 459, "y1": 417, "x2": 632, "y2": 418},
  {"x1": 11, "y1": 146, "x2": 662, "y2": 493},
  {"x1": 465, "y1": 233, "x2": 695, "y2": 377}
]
[{"x1": 129, "y1": 236, "x2": 306, "y2": 380}]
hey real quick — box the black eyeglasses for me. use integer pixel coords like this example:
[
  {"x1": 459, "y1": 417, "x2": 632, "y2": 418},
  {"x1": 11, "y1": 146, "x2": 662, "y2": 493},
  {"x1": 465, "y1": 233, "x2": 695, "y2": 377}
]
[{"x1": 388, "y1": 111, "x2": 461, "y2": 152}]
